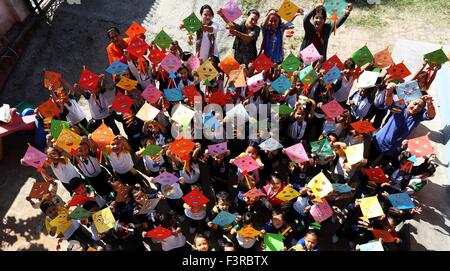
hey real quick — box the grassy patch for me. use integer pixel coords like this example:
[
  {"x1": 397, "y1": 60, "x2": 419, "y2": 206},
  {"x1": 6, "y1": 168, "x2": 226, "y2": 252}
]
[{"x1": 241, "y1": 0, "x2": 262, "y2": 11}]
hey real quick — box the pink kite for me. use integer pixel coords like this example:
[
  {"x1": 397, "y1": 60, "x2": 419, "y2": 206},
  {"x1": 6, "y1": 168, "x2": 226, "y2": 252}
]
[
  {"x1": 186, "y1": 55, "x2": 201, "y2": 71},
  {"x1": 142, "y1": 84, "x2": 162, "y2": 104},
  {"x1": 208, "y1": 142, "x2": 228, "y2": 156},
  {"x1": 321, "y1": 99, "x2": 344, "y2": 119},
  {"x1": 300, "y1": 43, "x2": 321, "y2": 65},
  {"x1": 247, "y1": 73, "x2": 265, "y2": 93},
  {"x1": 222, "y1": 0, "x2": 242, "y2": 22},
  {"x1": 22, "y1": 145, "x2": 47, "y2": 169},
  {"x1": 154, "y1": 172, "x2": 179, "y2": 186},
  {"x1": 233, "y1": 156, "x2": 260, "y2": 172},
  {"x1": 161, "y1": 53, "x2": 182, "y2": 75},
  {"x1": 283, "y1": 143, "x2": 309, "y2": 163},
  {"x1": 310, "y1": 198, "x2": 333, "y2": 222}
]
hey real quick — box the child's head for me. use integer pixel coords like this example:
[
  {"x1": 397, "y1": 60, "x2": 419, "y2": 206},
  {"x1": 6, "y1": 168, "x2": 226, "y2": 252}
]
[
  {"x1": 242, "y1": 211, "x2": 255, "y2": 226},
  {"x1": 77, "y1": 137, "x2": 90, "y2": 157},
  {"x1": 343, "y1": 58, "x2": 356, "y2": 71},
  {"x1": 223, "y1": 241, "x2": 236, "y2": 251},
  {"x1": 40, "y1": 200, "x2": 58, "y2": 219},
  {"x1": 417, "y1": 72, "x2": 428, "y2": 90},
  {"x1": 313, "y1": 8, "x2": 326, "y2": 29},
  {"x1": 177, "y1": 64, "x2": 190, "y2": 81},
  {"x1": 406, "y1": 98, "x2": 426, "y2": 116},
  {"x1": 160, "y1": 212, "x2": 176, "y2": 228},
  {"x1": 83, "y1": 200, "x2": 100, "y2": 213},
  {"x1": 132, "y1": 185, "x2": 148, "y2": 206},
  {"x1": 245, "y1": 145, "x2": 258, "y2": 158},
  {"x1": 216, "y1": 191, "x2": 230, "y2": 211},
  {"x1": 200, "y1": 4, "x2": 214, "y2": 24},
  {"x1": 69, "y1": 177, "x2": 87, "y2": 195},
  {"x1": 193, "y1": 233, "x2": 210, "y2": 251},
  {"x1": 46, "y1": 147, "x2": 61, "y2": 161},
  {"x1": 304, "y1": 230, "x2": 319, "y2": 250},
  {"x1": 269, "y1": 173, "x2": 284, "y2": 192},
  {"x1": 271, "y1": 208, "x2": 286, "y2": 229},
  {"x1": 327, "y1": 132, "x2": 338, "y2": 143},
  {"x1": 169, "y1": 40, "x2": 179, "y2": 55},
  {"x1": 110, "y1": 135, "x2": 129, "y2": 153},
  {"x1": 266, "y1": 9, "x2": 281, "y2": 30},
  {"x1": 294, "y1": 108, "x2": 306, "y2": 122},
  {"x1": 246, "y1": 9, "x2": 260, "y2": 29}
]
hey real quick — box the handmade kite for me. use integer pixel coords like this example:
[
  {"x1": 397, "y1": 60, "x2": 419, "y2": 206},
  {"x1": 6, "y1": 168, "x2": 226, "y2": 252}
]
[
  {"x1": 138, "y1": 198, "x2": 160, "y2": 215},
  {"x1": 310, "y1": 138, "x2": 333, "y2": 158},
  {"x1": 212, "y1": 211, "x2": 237, "y2": 227},
  {"x1": 197, "y1": 60, "x2": 219, "y2": 85},
  {"x1": 153, "y1": 30, "x2": 173, "y2": 50},
  {"x1": 387, "y1": 62, "x2": 411, "y2": 80},
  {"x1": 222, "y1": 0, "x2": 243, "y2": 22},
  {"x1": 141, "y1": 84, "x2": 162, "y2": 104},
  {"x1": 44, "y1": 71, "x2": 62, "y2": 90},
  {"x1": 322, "y1": 54, "x2": 343, "y2": 72},
  {"x1": 264, "y1": 233, "x2": 285, "y2": 251},
  {"x1": 283, "y1": 143, "x2": 309, "y2": 163},
  {"x1": 163, "y1": 88, "x2": 184, "y2": 102},
  {"x1": 229, "y1": 68, "x2": 247, "y2": 87},
  {"x1": 359, "y1": 196, "x2": 384, "y2": 219},
  {"x1": 225, "y1": 103, "x2": 249, "y2": 120},
  {"x1": 332, "y1": 183, "x2": 352, "y2": 193},
  {"x1": 407, "y1": 135, "x2": 433, "y2": 158},
  {"x1": 247, "y1": 73, "x2": 265, "y2": 93},
  {"x1": 111, "y1": 92, "x2": 133, "y2": 114},
  {"x1": 182, "y1": 189, "x2": 209, "y2": 207},
  {"x1": 160, "y1": 53, "x2": 182, "y2": 79},
  {"x1": 148, "y1": 48, "x2": 166, "y2": 65},
  {"x1": 171, "y1": 104, "x2": 195, "y2": 127},
  {"x1": 276, "y1": 104, "x2": 294, "y2": 116},
  {"x1": 233, "y1": 156, "x2": 260, "y2": 172},
  {"x1": 310, "y1": 198, "x2": 333, "y2": 222},
  {"x1": 345, "y1": 143, "x2": 364, "y2": 165},
  {"x1": 371, "y1": 229, "x2": 396, "y2": 243},
  {"x1": 252, "y1": 53, "x2": 273, "y2": 73},
  {"x1": 169, "y1": 137, "x2": 195, "y2": 161},
  {"x1": 243, "y1": 188, "x2": 266, "y2": 202},
  {"x1": 106, "y1": 61, "x2": 129, "y2": 75},
  {"x1": 49, "y1": 212, "x2": 72, "y2": 232},
  {"x1": 55, "y1": 128, "x2": 82, "y2": 154},
  {"x1": 277, "y1": 0, "x2": 300, "y2": 22},
  {"x1": 67, "y1": 194, "x2": 93, "y2": 207},
  {"x1": 22, "y1": 145, "x2": 47, "y2": 168},
  {"x1": 219, "y1": 54, "x2": 240, "y2": 75},
  {"x1": 307, "y1": 172, "x2": 334, "y2": 199},
  {"x1": 237, "y1": 226, "x2": 261, "y2": 238},
  {"x1": 125, "y1": 22, "x2": 146, "y2": 38},
  {"x1": 276, "y1": 186, "x2": 301, "y2": 201},
  {"x1": 321, "y1": 99, "x2": 344, "y2": 119},
  {"x1": 357, "y1": 70, "x2": 379, "y2": 89},
  {"x1": 153, "y1": 171, "x2": 179, "y2": 186},
  {"x1": 350, "y1": 120, "x2": 376, "y2": 134},
  {"x1": 351, "y1": 45, "x2": 373, "y2": 67},
  {"x1": 142, "y1": 144, "x2": 163, "y2": 156},
  {"x1": 259, "y1": 138, "x2": 283, "y2": 152},
  {"x1": 37, "y1": 99, "x2": 61, "y2": 118},
  {"x1": 396, "y1": 80, "x2": 422, "y2": 103},
  {"x1": 50, "y1": 119, "x2": 71, "y2": 139},
  {"x1": 127, "y1": 36, "x2": 149, "y2": 58},
  {"x1": 208, "y1": 142, "x2": 228, "y2": 156},
  {"x1": 324, "y1": 0, "x2": 347, "y2": 35},
  {"x1": 298, "y1": 65, "x2": 319, "y2": 85},
  {"x1": 271, "y1": 74, "x2": 292, "y2": 93},
  {"x1": 387, "y1": 193, "x2": 414, "y2": 210},
  {"x1": 364, "y1": 167, "x2": 389, "y2": 184},
  {"x1": 92, "y1": 208, "x2": 115, "y2": 234},
  {"x1": 359, "y1": 240, "x2": 384, "y2": 251},
  {"x1": 373, "y1": 48, "x2": 394, "y2": 68},
  {"x1": 28, "y1": 181, "x2": 51, "y2": 199},
  {"x1": 78, "y1": 69, "x2": 100, "y2": 93},
  {"x1": 300, "y1": 43, "x2": 321, "y2": 65},
  {"x1": 208, "y1": 91, "x2": 230, "y2": 107},
  {"x1": 92, "y1": 123, "x2": 115, "y2": 150},
  {"x1": 281, "y1": 53, "x2": 301, "y2": 73},
  {"x1": 322, "y1": 66, "x2": 341, "y2": 85},
  {"x1": 182, "y1": 12, "x2": 203, "y2": 33},
  {"x1": 68, "y1": 206, "x2": 93, "y2": 220},
  {"x1": 424, "y1": 48, "x2": 449, "y2": 67},
  {"x1": 146, "y1": 226, "x2": 172, "y2": 240},
  {"x1": 186, "y1": 55, "x2": 201, "y2": 71},
  {"x1": 182, "y1": 85, "x2": 200, "y2": 104},
  {"x1": 135, "y1": 103, "x2": 160, "y2": 122},
  {"x1": 116, "y1": 77, "x2": 138, "y2": 91}
]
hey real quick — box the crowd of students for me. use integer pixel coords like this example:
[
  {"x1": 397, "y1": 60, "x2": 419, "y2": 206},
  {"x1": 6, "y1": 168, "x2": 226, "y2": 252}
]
[{"x1": 21, "y1": 2, "x2": 445, "y2": 251}]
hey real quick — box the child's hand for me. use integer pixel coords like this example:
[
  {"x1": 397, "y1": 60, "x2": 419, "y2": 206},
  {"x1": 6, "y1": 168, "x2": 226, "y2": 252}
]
[
  {"x1": 304, "y1": 205, "x2": 312, "y2": 213},
  {"x1": 179, "y1": 177, "x2": 185, "y2": 184},
  {"x1": 345, "y1": 3, "x2": 353, "y2": 14},
  {"x1": 173, "y1": 227, "x2": 182, "y2": 234},
  {"x1": 207, "y1": 221, "x2": 214, "y2": 228}
]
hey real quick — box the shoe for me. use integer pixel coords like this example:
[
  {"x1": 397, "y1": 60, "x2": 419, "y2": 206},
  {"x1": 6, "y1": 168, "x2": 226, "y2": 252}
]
[
  {"x1": 332, "y1": 234, "x2": 339, "y2": 244},
  {"x1": 189, "y1": 227, "x2": 196, "y2": 234}
]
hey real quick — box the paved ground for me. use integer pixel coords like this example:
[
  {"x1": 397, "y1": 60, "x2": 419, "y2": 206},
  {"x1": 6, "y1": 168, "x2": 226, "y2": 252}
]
[{"x1": 1, "y1": 0, "x2": 449, "y2": 251}]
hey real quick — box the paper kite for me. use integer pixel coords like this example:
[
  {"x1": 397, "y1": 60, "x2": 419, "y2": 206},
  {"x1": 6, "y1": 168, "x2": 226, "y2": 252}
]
[
  {"x1": 321, "y1": 99, "x2": 344, "y2": 119},
  {"x1": 67, "y1": 194, "x2": 93, "y2": 207},
  {"x1": 93, "y1": 207, "x2": 116, "y2": 233},
  {"x1": 277, "y1": 0, "x2": 300, "y2": 22},
  {"x1": 197, "y1": 60, "x2": 219, "y2": 83},
  {"x1": 322, "y1": 54, "x2": 343, "y2": 73},
  {"x1": 237, "y1": 226, "x2": 261, "y2": 238},
  {"x1": 212, "y1": 211, "x2": 237, "y2": 227},
  {"x1": 161, "y1": 53, "x2": 182, "y2": 77},
  {"x1": 310, "y1": 198, "x2": 333, "y2": 222},
  {"x1": 322, "y1": 66, "x2": 341, "y2": 85},
  {"x1": 233, "y1": 156, "x2": 260, "y2": 172},
  {"x1": 298, "y1": 65, "x2": 318, "y2": 85},
  {"x1": 208, "y1": 142, "x2": 228, "y2": 156},
  {"x1": 55, "y1": 128, "x2": 81, "y2": 154},
  {"x1": 276, "y1": 186, "x2": 300, "y2": 201},
  {"x1": 324, "y1": 0, "x2": 347, "y2": 34},
  {"x1": 283, "y1": 143, "x2": 309, "y2": 163},
  {"x1": 259, "y1": 138, "x2": 283, "y2": 152},
  {"x1": 350, "y1": 120, "x2": 376, "y2": 134},
  {"x1": 182, "y1": 12, "x2": 202, "y2": 33},
  {"x1": 138, "y1": 198, "x2": 160, "y2": 214},
  {"x1": 44, "y1": 71, "x2": 61, "y2": 90},
  {"x1": 208, "y1": 91, "x2": 229, "y2": 107},
  {"x1": 111, "y1": 92, "x2": 133, "y2": 114},
  {"x1": 125, "y1": 22, "x2": 146, "y2": 37},
  {"x1": 222, "y1": 0, "x2": 243, "y2": 22},
  {"x1": 373, "y1": 48, "x2": 394, "y2": 68},
  {"x1": 135, "y1": 102, "x2": 160, "y2": 122},
  {"x1": 243, "y1": 188, "x2": 266, "y2": 202},
  {"x1": 275, "y1": 104, "x2": 294, "y2": 116},
  {"x1": 310, "y1": 138, "x2": 333, "y2": 158},
  {"x1": 154, "y1": 171, "x2": 179, "y2": 186},
  {"x1": 141, "y1": 84, "x2": 162, "y2": 104},
  {"x1": 228, "y1": 68, "x2": 247, "y2": 87},
  {"x1": 281, "y1": 53, "x2": 301, "y2": 73},
  {"x1": 127, "y1": 36, "x2": 149, "y2": 58},
  {"x1": 182, "y1": 189, "x2": 209, "y2": 207},
  {"x1": 148, "y1": 48, "x2": 166, "y2": 65},
  {"x1": 164, "y1": 88, "x2": 183, "y2": 102},
  {"x1": 359, "y1": 196, "x2": 384, "y2": 219},
  {"x1": 264, "y1": 233, "x2": 284, "y2": 251},
  {"x1": 364, "y1": 167, "x2": 389, "y2": 184},
  {"x1": 28, "y1": 181, "x2": 51, "y2": 199},
  {"x1": 146, "y1": 226, "x2": 172, "y2": 240},
  {"x1": 345, "y1": 143, "x2": 364, "y2": 165},
  {"x1": 252, "y1": 53, "x2": 273, "y2": 73},
  {"x1": 271, "y1": 74, "x2": 292, "y2": 93},
  {"x1": 49, "y1": 213, "x2": 72, "y2": 232},
  {"x1": 68, "y1": 206, "x2": 93, "y2": 220},
  {"x1": 247, "y1": 73, "x2": 265, "y2": 93},
  {"x1": 332, "y1": 183, "x2": 352, "y2": 193},
  {"x1": 106, "y1": 61, "x2": 129, "y2": 75},
  {"x1": 219, "y1": 54, "x2": 240, "y2": 75},
  {"x1": 22, "y1": 145, "x2": 47, "y2": 168},
  {"x1": 357, "y1": 70, "x2": 379, "y2": 89},
  {"x1": 424, "y1": 48, "x2": 449, "y2": 67},
  {"x1": 186, "y1": 55, "x2": 201, "y2": 71},
  {"x1": 153, "y1": 30, "x2": 173, "y2": 50},
  {"x1": 78, "y1": 69, "x2": 100, "y2": 93},
  {"x1": 116, "y1": 77, "x2": 138, "y2": 91},
  {"x1": 182, "y1": 85, "x2": 200, "y2": 104},
  {"x1": 387, "y1": 193, "x2": 414, "y2": 210},
  {"x1": 225, "y1": 103, "x2": 249, "y2": 120},
  {"x1": 300, "y1": 43, "x2": 321, "y2": 65},
  {"x1": 407, "y1": 135, "x2": 433, "y2": 158},
  {"x1": 91, "y1": 123, "x2": 115, "y2": 150},
  {"x1": 37, "y1": 99, "x2": 61, "y2": 118},
  {"x1": 351, "y1": 45, "x2": 373, "y2": 67},
  {"x1": 396, "y1": 80, "x2": 422, "y2": 103},
  {"x1": 171, "y1": 104, "x2": 195, "y2": 127},
  {"x1": 387, "y1": 62, "x2": 411, "y2": 80},
  {"x1": 50, "y1": 119, "x2": 71, "y2": 139},
  {"x1": 307, "y1": 172, "x2": 334, "y2": 199},
  {"x1": 169, "y1": 137, "x2": 195, "y2": 159},
  {"x1": 143, "y1": 144, "x2": 163, "y2": 156},
  {"x1": 371, "y1": 229, "x2": 396, "y2": 243}
]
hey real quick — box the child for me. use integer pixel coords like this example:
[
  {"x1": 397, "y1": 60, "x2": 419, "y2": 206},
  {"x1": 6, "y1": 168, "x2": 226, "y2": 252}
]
[
  {"x1": 230, "y1": 145, "x2": 264, "y2": 185},
  {"x1": 348, "y1": 86, "x2": 375, "y2": 121},
  {"x1": 230, "y1": 211, "x2": 260, "y2": 251},
  {"x1": 206, "y1": 191, "x2": 239, "y2": 241},
  {"x1": 125, "y1": 49, "x2": 156, "y2": 89},
  {"x1": 193, "y1": 233, "x2": 214, "y2": 251},
  {"x1": 69, "y1": 177, "x2": 106, "y2": 208},
  {"x1": 188, "y1": 5, "x2": 220, "y2": 62},
  {"x1": 45, "y1": 146, "x2": 82, "y2": 193},
  {"x1": 261, "y1": 208, "x2": 297, "y2": 248},
  {"x1": 332, "y1": 58, "x2": 356, "y2": 107},
  {"x1": 261, "y1": 173, "x2": 287, "y2": 210},
  {"x1": 149, "y1": 174, "x2": 185, "y2": 216},
  {"x1": 183, "y1": 184, "x2": 209, "y2": 235},
  {"x1": 26, "y1": 180, "x2": 65, "y2": 210},
  {"x1": 143, "y1": 211, "x2": 188, "y2": 251},
  {"x1": 295, "y1": 230, "x2": 320, "y2": 251},
  {"x1": 286, "y1": 107, "x2": 309, "y2": 146},
  {"x1": 176, "y1": 64, "x2": 195, "y2": 89},
  {"x1": 136, "y1": 138, "x2": 166, "y2": 177}
]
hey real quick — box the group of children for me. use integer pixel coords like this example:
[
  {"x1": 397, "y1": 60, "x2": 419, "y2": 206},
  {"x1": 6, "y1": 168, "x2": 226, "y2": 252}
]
[{"x1": 22, "y1": 1, "x2": 447, "y2": 251}]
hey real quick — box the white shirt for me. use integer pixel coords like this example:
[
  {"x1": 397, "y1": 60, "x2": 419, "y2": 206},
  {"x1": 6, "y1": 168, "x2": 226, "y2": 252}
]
[
  {"x1": 63, "y1": 220, "x2": 80, "y2": 240},
  {"x1": 185, "y1": 206, "x2": 206, "y2": 220},
  {"x1": 64, "y1": 99, "x2": 86, "y2": 124},
  {"x1": 199, "y1": 21, "x2": 219, "y2": 62},
  {"x1": 285, "y1": 94, "x2": 297, "y2": 108},
  {"x1": 51, "y1": 161, "x2": 81, "y2": 184},
  {"x1": 108, "y1": 152, "x2": 134, "y2": 174},
  {"x1": 161, "y1": 182, "x2": 183, "y2": 200},
  {"x1": 87, "y1": 93, "x2": 111, "y2": 120},
  {"x1": 293, "y1": 196, "x2": 310, "y2": 216},
  {"x1": 77, "y1": 155, "x2": 102, "y2": 178},
  {"x1": 143, "y1": 154, "x2": 164, "y2": 173},
  {"x1": 350, "y1": 94, "x2": 371, "y2": 120},
  {"x1": 160, "y1": 233, "x2": 186, "y2": 251},
  {"x1": 128, "y1": 60, "x2": 155, "y2": 89},
  {"x1": 179, "y1": 163, "x2": 200, "y2": 184},
  {"x1": 333, "y1": 76, "x2": 354, "y2": 102},
  {"x1": 177, "y1": 79, "x2": 194, "y2": 89},
  {"x1": 236, "y1": 233, "x2": 257, "y2": 249}
]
